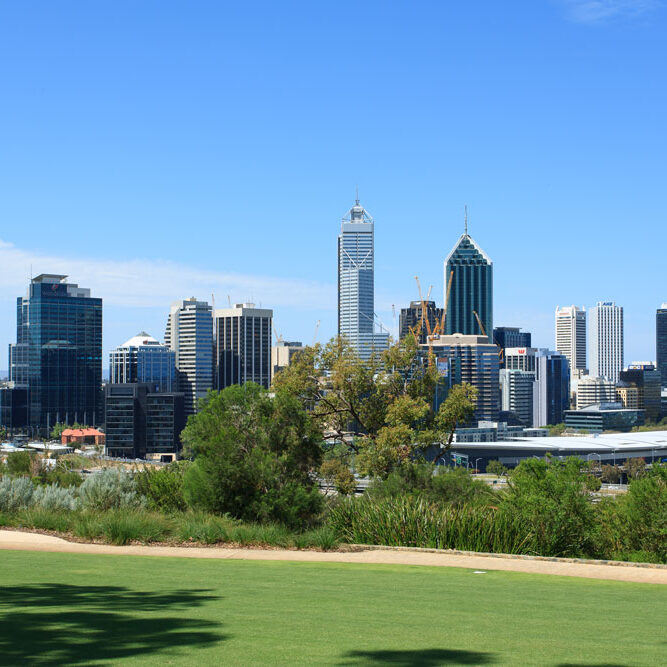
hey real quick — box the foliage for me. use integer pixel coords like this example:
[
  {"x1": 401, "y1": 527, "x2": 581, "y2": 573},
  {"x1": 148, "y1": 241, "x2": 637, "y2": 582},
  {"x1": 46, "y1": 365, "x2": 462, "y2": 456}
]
[
  {"x1": 50, "y1": 422, "x2": 89, "y2": 440},
  {"x1": 486, "y1": 460, "x2": 507, "y2": 477},
  {"x1": 547, "y1": 423, "x2": 567, "y2": 436},
  {"x1": 135, "y1": 461, "x2": 190, "y2": 512},
  {"x1": 0, "y1": 475, "x2": 35, "y2": 512},
  {"x1": 329, "y1": 495, "x2": 531, "y2": 554},
  {"x1": 33, "y1": 484, "x2": 79, "y2": 511},
  {"x1": 499, "y1": 458, "x2": 597, "y2": 557},
  {"x1": 274, "y1": 335, "x2": 478, "y2": 479},
  {"x1": 601, "y1": 464, "x2": 621, "y2": 483},
  {"x1": 626, "y1": 457, "x2": 646, "y2": 480},
  {"x1": 181, "y1": 384, "x2": 323, "y2": 528},
  {"x1": 78, "y1": 468, "x2": 145, "y2": 511},
  {"x1": 0, "y1": 426, "x2": 7, "y2": 441},
  {"x1": 367, "y1": 463, "x2": 495, "y2": 509},
  {"x1": 6, "y1": 451, "x2": 33, "y2": 476},
  {"x1": 319, "y1": 459, "x2": 356, "y2": 495}
]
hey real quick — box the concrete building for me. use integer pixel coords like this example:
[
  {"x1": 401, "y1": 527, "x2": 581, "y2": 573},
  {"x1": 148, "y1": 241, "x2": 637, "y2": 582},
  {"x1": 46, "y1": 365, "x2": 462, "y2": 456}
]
[
  {"x1": 618, "y1": 363, "x2": 662, "y2": 422},
  {"x1": 657, "y1": 304, "x2": 667, "y2": 388},
  {"x1": 444, "y1": 221, "x2": 493, "y2": 340},
  {"x1": 337, "y1": 197, "x2": 389, "y2": 360},
  {"x1": 423, "y1": 334, "x2": 500, "y2": 422},
  {"x1": 555, "y1": 305, "x2": 586, "y2": 375},
  {"x1": 499, "y1": 369, "x2": 535, "y2": 426},
  {"x1": 110, "y1": 332, "x2": 176, "y2": 392},
  {"x1": 505, "y1": 347, "x2": 570, "y2": 427},
  {"x1": 271, "y1": 340, "x2": 304, "y2": 382},
  {"x1": 164, "y1": 298, "x2": 213, "y2": 416},
  {"x1": 215, "y1": 303, "x2": 272, "y2": 389},
  {"x1": 589, "y1": 302, "x2": 624, "y2": 382},
  {"x1": 399, "y1": 301, "x2": 443, "y2": 344},
  {"x1": 105, "y1": 383, "x2": 185, "y2": 460},
  {"x1": 564, "y1": 402, "x2": 644, "y2": 434},
  {"x1": 9, "y1": 274, "x2": 102, "y2": 431},
  {"x1": 575, "y1": 375, "x2": 617, "y2": 410}
]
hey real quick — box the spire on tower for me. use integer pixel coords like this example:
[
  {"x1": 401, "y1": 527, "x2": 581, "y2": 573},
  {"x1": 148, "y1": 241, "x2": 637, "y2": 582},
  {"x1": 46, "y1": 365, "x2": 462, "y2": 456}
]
[
  {"x1": 355, "y1": 185, "x2": 360, "y2": 206},
  {"x1": 464, "y1": 205, "x2": 468, "y2": 236}
]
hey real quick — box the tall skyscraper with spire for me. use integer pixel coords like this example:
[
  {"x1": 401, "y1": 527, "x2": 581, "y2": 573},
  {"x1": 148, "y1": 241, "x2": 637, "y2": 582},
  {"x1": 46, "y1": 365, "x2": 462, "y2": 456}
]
[
  {"x1": 444, "y1": 209, "x2": 493, "y2": 339},
  {"x1": 337, "y1": 195, "x2": 388, "y2": 360}
]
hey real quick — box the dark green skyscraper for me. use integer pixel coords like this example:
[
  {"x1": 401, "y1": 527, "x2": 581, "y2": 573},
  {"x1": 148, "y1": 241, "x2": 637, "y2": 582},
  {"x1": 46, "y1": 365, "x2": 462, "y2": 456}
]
[{"x1": 444, "y1": 217, "x2": 493, "y2": 340}]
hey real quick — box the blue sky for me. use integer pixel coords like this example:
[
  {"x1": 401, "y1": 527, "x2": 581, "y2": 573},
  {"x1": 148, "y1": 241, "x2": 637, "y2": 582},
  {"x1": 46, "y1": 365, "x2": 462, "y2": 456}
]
[{"x1": 1, "y1": 0, "x2": 665, "y2": 369}]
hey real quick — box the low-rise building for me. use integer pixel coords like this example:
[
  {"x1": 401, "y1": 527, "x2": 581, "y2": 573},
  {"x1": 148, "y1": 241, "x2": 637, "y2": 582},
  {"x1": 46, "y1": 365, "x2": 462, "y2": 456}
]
[
  {"x1": 61, "y1": 428, "x2": 105, "y2": 446},
  {"x1": 564, "y1": 402, "x2": 644, "y2": 433}
]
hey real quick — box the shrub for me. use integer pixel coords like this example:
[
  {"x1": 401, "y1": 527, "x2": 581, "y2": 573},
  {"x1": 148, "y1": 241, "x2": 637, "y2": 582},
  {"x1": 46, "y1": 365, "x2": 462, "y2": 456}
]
[
  {"x1": 78, "y1": 468, "x2": 145, "y2": 511},
  {"x1": 0, "y1": 475, "x2": 35, "y2": 512},
  {"x1": 499, "y1": 458, "x2": 596, "y2": 557},
  {"x1": 177, "y1": 512, "x2": 231, "y2": 544},
  {"x1": 18, "y1": 507, "x2": 74, "y2": 533},
  {"x1": 6, "y1": 451, "x2": 33, "y2": 476},
  {"x1": 486, "y1": 460, "x2": 507, "y2": 477},
  {"x1": 33, "y1": 484, "x2": 79, "y2": 511},
  {"x1": 98, "y1": 510, "x2": 171, "y2": 545},
  {"x1": 135, "y1": 461, "x2": 190, "y2": 512}
]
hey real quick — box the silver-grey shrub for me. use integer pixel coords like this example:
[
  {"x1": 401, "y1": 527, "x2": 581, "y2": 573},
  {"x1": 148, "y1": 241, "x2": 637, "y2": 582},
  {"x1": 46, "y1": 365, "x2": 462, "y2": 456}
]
[
  {"x1": 0, "y1": 475, "x2": 35, "y2": 512},
  {"x1": 33, "y1": 484, "x2": 79, "y2": 511},
  {"x1": 78, "y1": 468, "x2": 145, "y2": 511}
]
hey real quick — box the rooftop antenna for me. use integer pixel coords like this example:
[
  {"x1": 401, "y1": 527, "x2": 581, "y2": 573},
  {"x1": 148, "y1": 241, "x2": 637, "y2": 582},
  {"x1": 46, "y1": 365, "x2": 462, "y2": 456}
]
[
  {"x1": 464, "y1": 205, "x2": 468, "y2": 236},
  {"x1": 355, "y1": 185, "x2": 360, "y2": 205}
]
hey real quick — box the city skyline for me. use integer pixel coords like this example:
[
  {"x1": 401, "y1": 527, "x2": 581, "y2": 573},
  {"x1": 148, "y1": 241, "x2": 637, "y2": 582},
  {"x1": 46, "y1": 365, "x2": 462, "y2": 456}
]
[{"x1": 1, "y1": 2, "x2": 666, "y2": 365}]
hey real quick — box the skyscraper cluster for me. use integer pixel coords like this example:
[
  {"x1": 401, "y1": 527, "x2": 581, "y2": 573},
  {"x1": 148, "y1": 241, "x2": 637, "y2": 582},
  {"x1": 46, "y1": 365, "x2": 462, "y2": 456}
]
[{"x1": 1, "y1": 197, "x2": 666, "y2": 456}]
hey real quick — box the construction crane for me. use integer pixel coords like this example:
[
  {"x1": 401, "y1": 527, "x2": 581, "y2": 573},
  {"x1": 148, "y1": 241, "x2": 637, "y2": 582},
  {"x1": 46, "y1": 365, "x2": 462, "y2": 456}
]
[
  {"x1": 272, "y1": 324, "x2": 284, "y2": 345},
  {"x1": 414, "y1": 276, "x2": 434, "y2": 339},
  {"x1": 440, "y1": 270, "x2": 453, "y2": 335},
  {"x1": 472, "y1": 310, "x2": 487, "y2": 338}
]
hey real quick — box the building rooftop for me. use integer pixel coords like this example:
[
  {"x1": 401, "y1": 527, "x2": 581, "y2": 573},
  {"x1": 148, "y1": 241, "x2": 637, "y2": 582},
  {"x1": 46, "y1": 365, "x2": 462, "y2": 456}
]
[
  {"x1": 32, "y1": 274, "x2": 67, "y2": 284},
  {"x1": 118, "y1": 332, "x2": 163, "y2": 348}
]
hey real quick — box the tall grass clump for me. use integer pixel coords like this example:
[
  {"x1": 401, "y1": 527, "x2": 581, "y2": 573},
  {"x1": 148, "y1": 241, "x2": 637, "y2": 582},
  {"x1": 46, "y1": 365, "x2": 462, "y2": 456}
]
[
  {"x1": 17, "y1": 507, "x2": 75, "y2": 533},
  {"x1": 177, "y1": 512, "x2": 231, "y2": 544},
  {"x1": 329, "y1": 495, "x2": 532, "y2": 555},
  {"x1": 98, "y1": 510, "x2": 172, "y2": 546},
  {"x1": 78, "y1": 468, "x2": 145, "y2": 511}
]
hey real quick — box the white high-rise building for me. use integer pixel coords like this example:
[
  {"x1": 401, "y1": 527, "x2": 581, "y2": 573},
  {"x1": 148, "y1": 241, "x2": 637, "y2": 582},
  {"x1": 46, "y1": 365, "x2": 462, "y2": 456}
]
[
  {"x1": 338, "y1": 196, "x2": 389, "y2": 360},
  {"x1": 575, "y1": 375, "x2": 617, "y2": 410},
  {"x1": 164, "y1": 298, "x2": 213, "y2": 415},
  {"x1": 589, "y1": 302, "x2": 624, "y2": 382},
  {"x1": 215, "y1": 303, "x2": 272, "y2": 389},
  {"x1": 555, "y1": 305, "x2": 587, "y2": 375}
]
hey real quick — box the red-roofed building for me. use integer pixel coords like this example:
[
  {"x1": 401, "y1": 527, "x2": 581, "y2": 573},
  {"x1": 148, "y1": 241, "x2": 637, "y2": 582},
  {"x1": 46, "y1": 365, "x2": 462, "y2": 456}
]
[{"x1": 61, "y1": 428, "x2": 105, "y2": 446}]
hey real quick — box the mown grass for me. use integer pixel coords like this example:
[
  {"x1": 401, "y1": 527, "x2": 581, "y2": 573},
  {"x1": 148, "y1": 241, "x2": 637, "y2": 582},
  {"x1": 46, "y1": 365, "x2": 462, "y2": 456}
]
[
  {"x1": 0, "y1": 550, "x2": 665, "y2": 665},
  {"x1": 0, "y1": 507, "x2": 340, "y2": 550}
]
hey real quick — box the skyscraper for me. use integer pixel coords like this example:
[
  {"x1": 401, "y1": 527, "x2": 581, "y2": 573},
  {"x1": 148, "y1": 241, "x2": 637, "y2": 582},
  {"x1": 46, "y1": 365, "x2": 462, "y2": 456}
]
[
  {"x1": 399, "y1": 301, "x2": 443, "y2": 344},
  {"x1": 9, "y1": 274, "x2": 102, "y2": 430},
  {"x1": 337, "y1": 197, "x2": 389, "y2": 360},
  {"x1": 555, "y1": 305, "x2": 586, "y2": 375},
  {"x1": 164, "y1": 298, "x2": 213, "y2": 415},
  {"x1": 215, "y1": 303, "x2": 272, "y2": 389},
  {"x1": 657, "y1": 304, "x2": 667, "y2": 388},
  {"x1": 444, "y1": 218, "x2": 493, "y2": 340},
  {"x1": 589, "y1": 302, "x2": 624, "y2": 382},
  {"x1": 493, "y1": 327, "x2": 531, "y2": 368},
  {"x1": 109, "y1": 332, "x2": 176, "y2": 392}
]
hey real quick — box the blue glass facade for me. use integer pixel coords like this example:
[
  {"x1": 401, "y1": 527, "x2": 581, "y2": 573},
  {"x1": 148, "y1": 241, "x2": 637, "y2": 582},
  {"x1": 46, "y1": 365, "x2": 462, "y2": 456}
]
[
  {"x1": 9, "y1": 275, "x2": 102, "y2": 430},
  {"x1": 444, "y1": 235, "x2": 493, "y2": 339}
]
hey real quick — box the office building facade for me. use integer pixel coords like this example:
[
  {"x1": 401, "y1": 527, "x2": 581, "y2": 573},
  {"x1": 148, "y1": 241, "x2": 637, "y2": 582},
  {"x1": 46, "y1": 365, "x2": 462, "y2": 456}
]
[
  {"x1": 575, "y1": 375, "x2": 617, "y2": 410},
  {"x1": 555, "y1": 305, "x2": 586, "y2": 375},
  {"x1": 109, "y1": 332, "x2": 176, "y2": 392},
  {"x1": 271, "y1": 340, "x2": 304, "y2": 383},
  {"x1": 216, "y1": 303, "x2": 272, "y2": 389},
  {"x1": 618, "y1": 364, "x2": 661, "y2": 422},
  {"x1": 589, "y1": 302, "x2": 624, "y2": 382},
  {"x1": 494, "y1": 327, "x2": 531, "y2": 368},
  {"x1": 424, "y1": 334, "x2": 500, "y2": 422},
  {"x1": 105, "y1": 383, "x2": 185, "y2": 460},
  {"x1": 444, "y1": 231, "x2": 493, "y2": 339},
  {"x1": 338, "y1": 198, "x2": 389, "y2": 360},
  {"x1": 657, "y1": 304, "x2": 667, "y2": 388},
  {"x1": 400, "y1": 301, "x2": 444, "y2": 344},
  {"x1": 564, "y1": 403, "x2": 644, "y2": 433},
  {"x1": 9, "y1": 274, "x2": 102, "y2": 430},
  {"x1": 499, "y1": 369, "x2": 535, "y2": 426},
  {"x1": 164, "y1": 298, "x2": 213, "y2": 415}
]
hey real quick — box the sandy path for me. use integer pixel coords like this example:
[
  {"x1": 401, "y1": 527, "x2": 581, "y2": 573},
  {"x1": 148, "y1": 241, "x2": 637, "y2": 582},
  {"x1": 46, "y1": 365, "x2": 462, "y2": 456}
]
[{"x1": 1, "y1": 529, "x2": 665, "y2": 585}]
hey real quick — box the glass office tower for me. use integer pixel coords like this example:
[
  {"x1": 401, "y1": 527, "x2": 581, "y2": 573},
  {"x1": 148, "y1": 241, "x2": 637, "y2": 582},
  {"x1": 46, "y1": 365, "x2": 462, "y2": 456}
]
[
  {"x1": 657, "y1": 304, "x2": 667, "y2": 388},
  {"x1": 444, "y1": 230, "x2": 493, "y2": 340},
  {"x1": 338, "y1": 197, "x2": 389, "y2": 360},
  {"x1": 109, "y1": 332, "x2": 176, "y2": 392},
  {"x1": 9, "y1": 274, "x2": 102, "y2": 430}
]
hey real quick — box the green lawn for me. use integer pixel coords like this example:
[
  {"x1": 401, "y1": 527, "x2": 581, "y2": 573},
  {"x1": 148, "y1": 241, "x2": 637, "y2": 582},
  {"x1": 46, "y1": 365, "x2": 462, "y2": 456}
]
[{"x1": 0, "y1": 551, "x2": 665, "y2": 665}]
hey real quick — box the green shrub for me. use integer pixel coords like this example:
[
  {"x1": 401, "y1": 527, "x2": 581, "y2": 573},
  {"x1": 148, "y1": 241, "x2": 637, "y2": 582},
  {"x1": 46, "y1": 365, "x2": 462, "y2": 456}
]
[
  {"x1": 98, "y1": 510, "x2": 171, "y2": 546},
  {"x1": 78, "y1": 468, "x2": 145, "y2": 511},
  {"x1": 18, "y1": 507, "x2": 74, "y2": 533},
  {"x1": 73, "y1": 512, "x2": 104, "y2": 540},
  {"x1": 177, "y1": 512, "x2": 231, "y2": 544},
  {"x1": 6, "y1": 451, "x2": 33, "y2": 476},
  {"x1": 33, "y1": 485, "x2": 78, "y2": 511},
  {"x1": 135, "y1": 461, "x2": 189, "y2": 512}
]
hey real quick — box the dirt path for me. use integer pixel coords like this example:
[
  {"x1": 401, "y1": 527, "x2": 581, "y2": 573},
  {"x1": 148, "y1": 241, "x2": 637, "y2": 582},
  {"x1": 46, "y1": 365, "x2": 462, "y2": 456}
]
[{"x1": 1, "y1": 529, "x2": 665, "y2": 585}]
